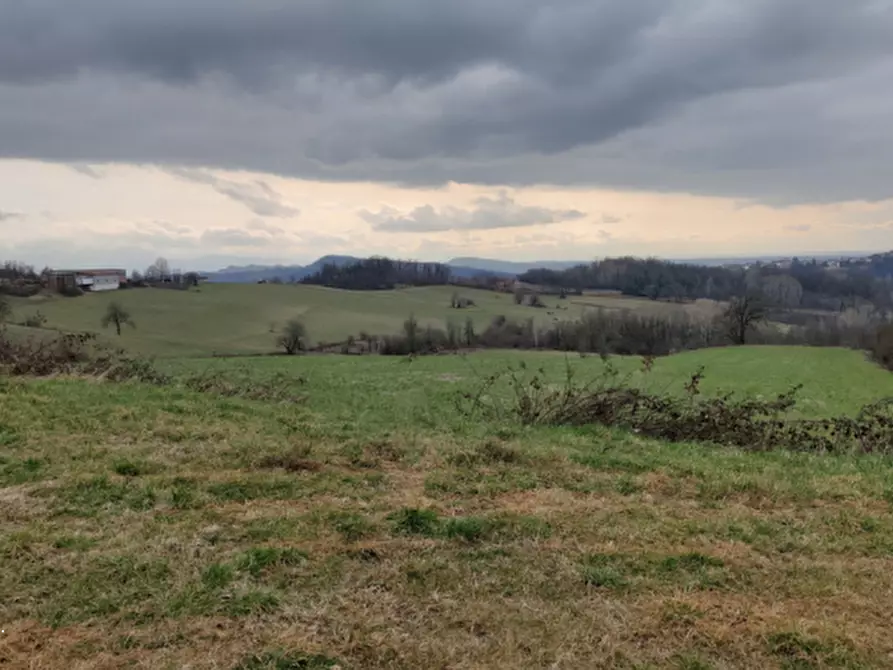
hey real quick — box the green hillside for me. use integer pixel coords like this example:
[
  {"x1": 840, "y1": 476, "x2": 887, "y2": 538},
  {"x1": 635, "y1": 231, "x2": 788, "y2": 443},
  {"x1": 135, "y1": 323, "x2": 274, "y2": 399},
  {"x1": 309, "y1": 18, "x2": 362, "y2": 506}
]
[
  {"x1": 167, "y1": 345, "x2": 893, "y2": 420},
  {"x1": 5, "y1": 284, "x2": 673, "y2": 357}
]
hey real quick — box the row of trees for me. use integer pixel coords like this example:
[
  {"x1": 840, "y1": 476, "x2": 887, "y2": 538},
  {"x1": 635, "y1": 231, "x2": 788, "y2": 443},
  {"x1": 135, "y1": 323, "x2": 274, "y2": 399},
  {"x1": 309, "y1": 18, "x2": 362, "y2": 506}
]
[
  {"x1": 302, "y1": 257, "x2": 452, "y2": 290},
  {"x1": 519, "y1": 257, "x2": 893, "y2": 311},
  {"x1": 0, "y1": 261, "x2": 40, "y2": 282},
  {"x1": 350, "y1": 300, "x2": 881, "y2": 359}
]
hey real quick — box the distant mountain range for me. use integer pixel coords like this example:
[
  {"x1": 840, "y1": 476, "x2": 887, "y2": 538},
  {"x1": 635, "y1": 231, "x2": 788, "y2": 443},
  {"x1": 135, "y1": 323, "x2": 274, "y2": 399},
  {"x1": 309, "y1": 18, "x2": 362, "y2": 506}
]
[{"x1": 204, "y1": 252, "x2": 875, "y2": 283}]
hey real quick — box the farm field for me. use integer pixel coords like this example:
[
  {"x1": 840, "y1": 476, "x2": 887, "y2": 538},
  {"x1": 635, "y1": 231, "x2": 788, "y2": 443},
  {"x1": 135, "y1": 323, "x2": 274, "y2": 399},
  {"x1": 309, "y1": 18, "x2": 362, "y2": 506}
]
[
  {"x1": 4, "y1": 283, "x2": 712, "y2": 358},
  {"x1": 3, "y1": 346, "x2": 893, "y2": 668}
]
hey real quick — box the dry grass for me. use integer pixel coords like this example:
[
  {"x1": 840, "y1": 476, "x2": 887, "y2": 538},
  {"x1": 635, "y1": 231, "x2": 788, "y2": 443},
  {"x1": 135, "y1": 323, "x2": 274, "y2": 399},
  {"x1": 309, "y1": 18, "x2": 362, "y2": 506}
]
[{"x1": 3, "y1": 359, "x2": 893, "y2": 669}]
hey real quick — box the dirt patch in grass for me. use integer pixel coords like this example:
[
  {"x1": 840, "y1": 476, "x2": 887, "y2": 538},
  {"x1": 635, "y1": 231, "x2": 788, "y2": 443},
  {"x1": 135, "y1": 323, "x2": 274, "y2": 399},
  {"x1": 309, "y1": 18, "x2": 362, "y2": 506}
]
[{"x1": 0, "y1": 484, "x2": 49, "y2": 522}]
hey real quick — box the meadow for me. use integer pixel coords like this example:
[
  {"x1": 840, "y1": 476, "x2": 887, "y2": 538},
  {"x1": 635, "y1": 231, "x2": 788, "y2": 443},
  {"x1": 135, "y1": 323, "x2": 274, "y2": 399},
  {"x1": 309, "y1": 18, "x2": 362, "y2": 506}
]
[
  {"x1": 4, "y1": 283, "x2": 711, "y2": 357},
  {"x1": 3, "y1": 343, "x2": 893, "y2": 668}
]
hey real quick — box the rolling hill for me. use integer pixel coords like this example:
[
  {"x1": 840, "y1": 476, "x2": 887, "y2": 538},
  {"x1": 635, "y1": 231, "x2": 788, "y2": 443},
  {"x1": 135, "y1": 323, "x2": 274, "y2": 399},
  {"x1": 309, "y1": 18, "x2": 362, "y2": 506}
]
[{"x1": 5, "y1": 283, "x2": 596, "y2": 357}]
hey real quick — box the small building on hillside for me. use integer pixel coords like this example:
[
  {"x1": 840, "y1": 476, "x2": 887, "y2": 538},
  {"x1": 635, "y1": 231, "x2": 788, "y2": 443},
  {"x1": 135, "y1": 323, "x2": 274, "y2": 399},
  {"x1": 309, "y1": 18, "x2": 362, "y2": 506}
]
[{"x1": 48, "y1": 269, "x2": 127, "y2": 293}]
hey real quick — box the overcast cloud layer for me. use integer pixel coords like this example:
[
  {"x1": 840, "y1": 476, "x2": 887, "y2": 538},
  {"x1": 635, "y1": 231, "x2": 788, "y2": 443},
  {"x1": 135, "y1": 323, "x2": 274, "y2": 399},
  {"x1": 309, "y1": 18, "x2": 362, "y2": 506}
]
[{"x1": 2, "y1": 0, "x2": 893, "y2": 204}]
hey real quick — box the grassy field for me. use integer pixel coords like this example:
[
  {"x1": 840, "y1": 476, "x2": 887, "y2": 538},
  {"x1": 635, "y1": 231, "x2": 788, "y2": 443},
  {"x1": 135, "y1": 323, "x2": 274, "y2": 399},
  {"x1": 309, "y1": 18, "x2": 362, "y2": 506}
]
[
  {"x1": 165, "y1": 346, "x2": 893, "y2": 420},
  {"x1": 3, "y1": 347, "x2": 893, "y2": 668},
  {"x1": 4, "y1": 284, "x2": 700, "y2": 358}
]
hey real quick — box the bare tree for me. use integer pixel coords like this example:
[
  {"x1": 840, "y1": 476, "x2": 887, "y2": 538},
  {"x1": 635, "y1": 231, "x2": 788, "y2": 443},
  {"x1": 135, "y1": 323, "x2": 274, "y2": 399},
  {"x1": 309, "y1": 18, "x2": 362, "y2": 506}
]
[
  {"x1": 403, "y1": 314, "x2": 419, "y2": 353},
  {"x1": 724, "y1": 293, "x2": 767, "y2": 345},
  {"x1": 464, "y1": 317, "x2": 476, "y2": 347},
  {"x1": 145, "y1": 257, "x2": 171, "y2": 280},
  {"x1": 446, "y1": 320, "x2": 461, "y2": 350},
  {"x1": 277, "y1": 318, "x2": 307, "y2": 355},
  {"x1": 0, "y1": 295, "x2": 11, "y2": 323},
  {"x1": 101, "y1": 301, "x2": 135, "y2": 336}
]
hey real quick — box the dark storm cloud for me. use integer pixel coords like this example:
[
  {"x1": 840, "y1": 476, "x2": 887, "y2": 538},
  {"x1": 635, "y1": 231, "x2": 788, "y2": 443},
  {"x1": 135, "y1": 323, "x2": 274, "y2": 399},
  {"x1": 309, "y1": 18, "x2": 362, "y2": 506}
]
[
  {"x1": 166, "y1": 168, "x2": 299, "y2": 218},
  {"x1": 359, "y1": 193, "x2": 585, "y2": 233},
  {"x1": 0, "y1": 1, "x2": 892, "y2": 203}
]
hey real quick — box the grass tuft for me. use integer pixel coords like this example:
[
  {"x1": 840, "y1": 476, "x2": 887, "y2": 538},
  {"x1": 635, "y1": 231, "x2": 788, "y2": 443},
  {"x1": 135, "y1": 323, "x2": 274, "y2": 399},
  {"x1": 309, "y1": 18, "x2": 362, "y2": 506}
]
[
  {"x1": 53, "y1": 476, "x2": 157, "y2": 516},
  {"x1": 201, "y1": 563, "x2": 235, "y2": 589},
  {"x1": 389, "y1": 508, "x2": 441, "y2": 537},
  {"x1": 234, "y1": 650, "x2": 341, "y2": 670},
  {"x1": 236, "y1": 547, "x2": 309, "y2": 577},
  {"x1": 442, "y1": 516, "x2": 489, "y2": 542},
  {"x1": 766, "y1": 631, "x2": 866, "y2": 669},
  {"x1": 112, "y1": 460, "x2": 154, "y2": 477},
  {"x1": 329, "y1": 511, "x2": 375, "y2": 542}
]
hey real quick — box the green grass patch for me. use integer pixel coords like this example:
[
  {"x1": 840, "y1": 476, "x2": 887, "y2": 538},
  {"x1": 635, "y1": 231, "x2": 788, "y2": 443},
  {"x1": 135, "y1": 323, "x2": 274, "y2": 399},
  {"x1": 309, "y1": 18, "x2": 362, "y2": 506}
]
[
  {"x1": 766, "y1": 631, "x2": 868, "y2": 669},
  {"x1": 581, "y1": 551, "x2": 728, "y2": 592},
  {"x1": 50, "y1": 476, "x2": 157, "y2": 516},
  {"x1": 0, "y1": 456, "x2": 46, "y2": 485},
  {"x1": 236, "y1": 547, "x2": 309, "y2": 577},
  {"x1": 234, "y1": 650, "x2": 342, "y2": 670}
]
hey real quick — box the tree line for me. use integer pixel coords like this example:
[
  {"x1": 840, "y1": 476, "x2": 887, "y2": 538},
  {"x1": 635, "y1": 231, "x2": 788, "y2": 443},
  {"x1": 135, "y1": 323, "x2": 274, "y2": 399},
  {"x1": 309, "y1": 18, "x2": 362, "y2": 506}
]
[
  {"x1": 288, "y1": 253, "x2": 893, "y2": 313},
  {"x1": 520, "y1": 256, "x2": 893, "y2": 311},
  {"x1": 301, "y1": 257, "x2": 452, "y2": 290}
]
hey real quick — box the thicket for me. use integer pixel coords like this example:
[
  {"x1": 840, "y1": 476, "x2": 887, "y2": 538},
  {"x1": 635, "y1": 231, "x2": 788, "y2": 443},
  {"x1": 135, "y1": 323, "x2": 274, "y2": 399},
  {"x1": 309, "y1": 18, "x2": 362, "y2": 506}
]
[
  {"x1": 0, "y1": 331, "x2": 163, "y2": 381},
  {"x1": 0, "y1": 329, "x2": 304, "y2": 402},
  {"x1": 459, "y1": 359, "x2": 893, "y2": 454}
]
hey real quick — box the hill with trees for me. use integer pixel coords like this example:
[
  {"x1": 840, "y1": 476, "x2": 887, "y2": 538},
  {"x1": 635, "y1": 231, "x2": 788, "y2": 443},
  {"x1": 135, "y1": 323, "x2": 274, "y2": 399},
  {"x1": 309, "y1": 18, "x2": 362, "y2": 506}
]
[
  {"x1": 301, "y1": 257, "x2": 453, "y2": 290},
  {"x1": 520, "y1": 256, "x2": 893, "y2": 311}
]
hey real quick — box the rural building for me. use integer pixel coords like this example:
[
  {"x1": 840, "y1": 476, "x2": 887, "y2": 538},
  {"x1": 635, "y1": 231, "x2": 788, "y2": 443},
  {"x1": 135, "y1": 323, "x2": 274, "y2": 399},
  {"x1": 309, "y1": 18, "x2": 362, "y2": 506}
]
[{"x1": 48, "y1": 269, "x2": 127, "y2": 292}]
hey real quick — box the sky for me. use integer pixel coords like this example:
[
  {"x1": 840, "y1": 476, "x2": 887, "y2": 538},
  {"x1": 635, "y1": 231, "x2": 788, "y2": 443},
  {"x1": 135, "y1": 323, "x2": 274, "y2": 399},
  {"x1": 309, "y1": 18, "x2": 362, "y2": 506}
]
[{"x1": 2, "y1": 0, "x2": 893, "y2": 271}]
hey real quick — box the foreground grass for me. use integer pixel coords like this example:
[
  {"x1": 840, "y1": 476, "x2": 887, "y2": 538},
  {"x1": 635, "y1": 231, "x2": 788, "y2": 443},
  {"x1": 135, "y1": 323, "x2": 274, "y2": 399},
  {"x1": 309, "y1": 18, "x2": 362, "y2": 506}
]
[{"x1": 3, "y1": 349, "x2": 893, "y2": 668}]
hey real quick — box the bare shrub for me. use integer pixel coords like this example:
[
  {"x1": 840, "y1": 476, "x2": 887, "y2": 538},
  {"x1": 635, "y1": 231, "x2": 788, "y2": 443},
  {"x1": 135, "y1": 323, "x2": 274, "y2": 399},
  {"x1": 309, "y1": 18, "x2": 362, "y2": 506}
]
[
  {"x1": 450, "y1": 293, "x2": 475, "y2": 309},
  {"x1": 182, "y1": 369, "x2": 307, "y2": 403},
  {"x1": 380, "y1": 318, "x2": 448, "y2": 355},
  {"x1": 460, "y1": 361, "x2": 893, "y2": 454},
  {"x1": 22, "y1": 311, "x2": 47, "y2": 328},
  {"x1": 101, "y1": 302, "x2": 135, "y2": 336},
  {"x1": 0, "y1": 330, "x2": 164, "y2": 383}
]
